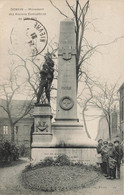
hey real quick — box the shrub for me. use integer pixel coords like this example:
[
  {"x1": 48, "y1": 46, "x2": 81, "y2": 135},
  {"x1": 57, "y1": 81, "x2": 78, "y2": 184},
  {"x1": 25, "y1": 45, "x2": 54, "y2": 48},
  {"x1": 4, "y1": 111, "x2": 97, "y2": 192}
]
[
  {"x1": 23, "y1": 157, "x2": 54, "y2": 172},
  {"x1": 43, "y1": 157, "x2": 54, "y2": 166},
  {"x1": 0, "y1": 142, "x2": 3, "y2": 162},
  {"x1": 19, "y1": 144, "x2": 26, "y2": 157},
  {"x1": 31, "y1": 161, "x2": 44, "y2": 169},
  {"x1": 55, "y1": 154, "x2": 70, "y2": 166},
  {"x1": 10, "y1": 143, "x2": 19, "y2": 161},
  {"x1": 19, "y1": 144, "x2": 30, "y2": 157},
  {"x1": 0, "y1": 140, "x2": 19, "y2": 163},
  {"x1": 23, "y1": 164, "x2": 32, "y2": 172}
]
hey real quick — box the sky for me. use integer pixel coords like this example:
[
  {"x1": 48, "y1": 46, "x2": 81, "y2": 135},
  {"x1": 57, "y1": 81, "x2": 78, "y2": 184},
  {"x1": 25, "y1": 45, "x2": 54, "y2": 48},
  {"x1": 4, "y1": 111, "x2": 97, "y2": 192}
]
[{"x1": 0, "y1": 0, "x2": 124, "y2": 139}]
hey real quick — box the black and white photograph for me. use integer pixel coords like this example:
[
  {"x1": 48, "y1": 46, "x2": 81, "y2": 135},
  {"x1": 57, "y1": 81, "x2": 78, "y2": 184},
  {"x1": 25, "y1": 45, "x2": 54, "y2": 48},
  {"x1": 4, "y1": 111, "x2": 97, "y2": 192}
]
[{"x1": 0, "y1": 0, "x2": 124, "y2": 194}]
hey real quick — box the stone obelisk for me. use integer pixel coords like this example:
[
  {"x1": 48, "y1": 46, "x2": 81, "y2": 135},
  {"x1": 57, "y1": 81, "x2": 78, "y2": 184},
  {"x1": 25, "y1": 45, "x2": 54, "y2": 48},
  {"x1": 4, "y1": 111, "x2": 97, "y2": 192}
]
[
  {"x1": 52, "y1": 19, "x2": 96, "y2": 147},
  {"x1": 56, "y1": 19, "x2": 78, "y2": 121}
]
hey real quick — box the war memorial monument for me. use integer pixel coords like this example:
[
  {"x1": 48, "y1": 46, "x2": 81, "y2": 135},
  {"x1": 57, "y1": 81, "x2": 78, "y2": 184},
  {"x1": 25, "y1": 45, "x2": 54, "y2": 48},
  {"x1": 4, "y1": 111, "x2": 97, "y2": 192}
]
[{"x1": 31, "y1": 18, "x2": 97, "y2": 164}]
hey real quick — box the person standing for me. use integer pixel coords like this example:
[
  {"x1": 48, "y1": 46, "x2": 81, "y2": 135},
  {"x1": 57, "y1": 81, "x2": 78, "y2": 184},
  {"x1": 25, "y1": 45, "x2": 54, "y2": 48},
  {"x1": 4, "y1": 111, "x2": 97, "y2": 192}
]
[
  {"x1": 96, "y1": 139, "x2": 103, "y2": 172},
  {"x1": 101, "y1": 141, "x2": 109, "y2": 177},
  {"x1": 107, "y1": 142, "x2": 116, "y2": 180},
  {"x1": 114, "y1": 140, "x2": 123, "y2": 179}
]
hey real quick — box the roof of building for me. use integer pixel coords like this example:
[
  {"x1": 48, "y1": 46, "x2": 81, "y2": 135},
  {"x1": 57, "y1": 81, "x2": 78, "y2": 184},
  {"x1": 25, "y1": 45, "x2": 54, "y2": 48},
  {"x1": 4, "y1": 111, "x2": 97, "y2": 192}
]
[
  {"x1": 0, "y1": 98, "x2": 34, "y2": 119},
  {"x1": 118, "y1": 82, "x2": 124, "y2": 91}
]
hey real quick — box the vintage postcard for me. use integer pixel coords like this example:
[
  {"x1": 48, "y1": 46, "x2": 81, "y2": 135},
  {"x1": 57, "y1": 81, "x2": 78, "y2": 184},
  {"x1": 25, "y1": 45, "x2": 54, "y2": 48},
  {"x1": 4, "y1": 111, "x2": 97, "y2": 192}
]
[{"x1": 0, "y1": 0, "x2": 124, "y2": 195}]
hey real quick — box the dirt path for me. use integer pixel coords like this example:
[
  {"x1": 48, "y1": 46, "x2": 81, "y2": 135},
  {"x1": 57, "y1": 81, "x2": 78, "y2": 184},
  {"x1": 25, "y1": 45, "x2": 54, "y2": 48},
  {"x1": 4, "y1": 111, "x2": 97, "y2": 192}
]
[
  {"x1": 0, "y1": 158, "x2": 31, "y2": 195},
  {"x1": 70, "y1": 164, "x2": 124, "y2": 195},
  {"x1": 0, "y1": 159, "x2": 123, "y2": 195}
]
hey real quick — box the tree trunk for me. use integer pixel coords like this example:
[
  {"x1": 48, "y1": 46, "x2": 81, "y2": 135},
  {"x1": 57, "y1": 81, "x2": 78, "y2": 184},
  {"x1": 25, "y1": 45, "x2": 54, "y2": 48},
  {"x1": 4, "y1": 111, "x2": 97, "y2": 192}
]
[
  {"x1": 76, "y1": 65, "x2": 78, "y2": 92},
  {"x1": 108, "y1": 115, "x2": 111, "y2": 140},
  {"x1": 10, "y1": 123, "x2": 15, "y2": 143},
  {"x1": 82, "y1": 110, "x2": 91, "y2": 138}
]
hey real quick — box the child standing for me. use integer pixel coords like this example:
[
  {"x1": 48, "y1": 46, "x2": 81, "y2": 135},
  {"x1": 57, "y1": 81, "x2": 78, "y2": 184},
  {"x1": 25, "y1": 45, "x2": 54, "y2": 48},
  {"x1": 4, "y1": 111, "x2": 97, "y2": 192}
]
[
  {"x1": 101, "y1": 141, "x2": 109, "y2": 177},
  {"x1": 107, "y1": 142, "x2": 116, "y2": 180},
  {"x1": 114, "y1": 140, "x2": 123, "y2": 179},
  {"x1": 96, "y1": 139, "x2": 103, "y2": 172}
]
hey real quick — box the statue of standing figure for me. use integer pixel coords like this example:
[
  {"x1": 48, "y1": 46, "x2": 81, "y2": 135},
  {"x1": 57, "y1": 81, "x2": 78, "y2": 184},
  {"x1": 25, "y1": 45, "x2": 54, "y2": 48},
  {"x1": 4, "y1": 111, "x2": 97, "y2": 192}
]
[{"x1": 36, "y1": 52, "x2": 54, "y2": 104}]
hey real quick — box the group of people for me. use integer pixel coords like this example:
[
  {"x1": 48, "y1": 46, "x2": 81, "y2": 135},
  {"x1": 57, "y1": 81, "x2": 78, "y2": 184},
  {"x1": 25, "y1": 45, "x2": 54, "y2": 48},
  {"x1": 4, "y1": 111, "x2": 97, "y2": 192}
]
[{"x1": 96, "y1": 139, "x2": 123, "y2": 180}]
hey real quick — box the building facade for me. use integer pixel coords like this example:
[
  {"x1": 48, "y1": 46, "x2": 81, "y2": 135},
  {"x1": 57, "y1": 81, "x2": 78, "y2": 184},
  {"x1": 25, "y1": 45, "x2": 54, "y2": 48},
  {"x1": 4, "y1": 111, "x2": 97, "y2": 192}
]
[
  {"x1": 0, "y1": 99, "x2": 33, "y2": 154},
  {"x1": 96, "y1": 82, "x2": 124, "y2": 142},
  {"x1": 119, "y1": 82, "x2": 124, "y2": 141}
]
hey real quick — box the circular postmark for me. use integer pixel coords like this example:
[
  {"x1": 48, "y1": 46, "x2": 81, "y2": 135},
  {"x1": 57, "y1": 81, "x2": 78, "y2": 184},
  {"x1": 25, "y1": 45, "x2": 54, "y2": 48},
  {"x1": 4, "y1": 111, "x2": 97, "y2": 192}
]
[
  {"x1": 59, "y1": 96, "x2": 74, "y2": 110},
  {"x1": 10, "y1": 18, "x2": 48, "y2": 57}
]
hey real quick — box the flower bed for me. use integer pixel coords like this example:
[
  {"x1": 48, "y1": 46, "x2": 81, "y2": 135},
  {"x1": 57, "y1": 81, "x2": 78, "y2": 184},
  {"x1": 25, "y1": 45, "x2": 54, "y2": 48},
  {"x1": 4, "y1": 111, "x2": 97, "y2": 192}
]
[{"x1": 22, "y1": 165, "x2": 99, "y2": 192}]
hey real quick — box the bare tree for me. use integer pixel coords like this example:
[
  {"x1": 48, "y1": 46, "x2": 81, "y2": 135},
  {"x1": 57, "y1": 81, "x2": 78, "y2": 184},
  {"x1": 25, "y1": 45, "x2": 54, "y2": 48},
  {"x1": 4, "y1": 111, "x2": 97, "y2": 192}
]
[
  {"x1": 77, "y1": 70, "x2": 97, "y2": 138},
  {"x1": 0, "y1": 65, "x2": 34, "y2": 142},
  {"x1": 90, "y1": 81, "x2": 119, "y2": 140},
  {"x1": 3, "y1": 39, "x2": 58, "y2": 143},
  {"x1": 50, "y1": 0, "x2": 90, "y2": 87},
  {"x1": 9, "y1": 41, "x2": 58, "y2": 104},
  {"x1": 49, "y1": 0, "x2": 124, "y2": 90}
]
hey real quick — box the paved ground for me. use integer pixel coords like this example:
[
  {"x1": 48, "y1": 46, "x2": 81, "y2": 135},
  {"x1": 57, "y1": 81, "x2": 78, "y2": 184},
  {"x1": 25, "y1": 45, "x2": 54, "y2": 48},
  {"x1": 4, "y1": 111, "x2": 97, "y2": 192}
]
[{"x1": 0, "y1": 158, "x2": 123, "y2": 195}]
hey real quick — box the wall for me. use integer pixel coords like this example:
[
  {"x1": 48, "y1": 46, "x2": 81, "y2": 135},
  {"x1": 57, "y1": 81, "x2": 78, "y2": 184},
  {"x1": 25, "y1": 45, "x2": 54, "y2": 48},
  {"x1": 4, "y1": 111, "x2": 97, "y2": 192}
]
[
  {"x1": 0, "y1": 118, "x2": 33, "y2": 147},
  {"x1": 119, "y1": 83, "x2": 124, "y2": 140},
  {"x1": 31, "y1": 148, "x2": 97, "y2": 165}
]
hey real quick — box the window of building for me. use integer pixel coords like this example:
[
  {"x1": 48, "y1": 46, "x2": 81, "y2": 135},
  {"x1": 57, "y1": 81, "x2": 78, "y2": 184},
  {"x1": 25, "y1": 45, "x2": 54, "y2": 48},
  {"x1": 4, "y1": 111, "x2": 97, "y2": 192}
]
[{"x1": 3, "y1": 126, "x2": 9, "y2": 134}]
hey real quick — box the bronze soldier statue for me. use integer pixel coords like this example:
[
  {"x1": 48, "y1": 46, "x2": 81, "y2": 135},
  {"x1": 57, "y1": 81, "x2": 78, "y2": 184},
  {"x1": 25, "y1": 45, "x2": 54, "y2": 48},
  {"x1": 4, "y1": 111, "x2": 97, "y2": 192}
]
[{"x1": 36, "y1": 52, "x2": 54, "y2": 104}]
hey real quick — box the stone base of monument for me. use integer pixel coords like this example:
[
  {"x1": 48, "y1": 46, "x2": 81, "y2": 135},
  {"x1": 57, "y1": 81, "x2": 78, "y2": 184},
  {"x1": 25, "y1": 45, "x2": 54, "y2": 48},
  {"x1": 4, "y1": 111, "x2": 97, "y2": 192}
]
[
  {"x1": 31, "y1": 120, "x2": 97, "y2": 163},
  {"x1": 31, "y1": 148, "x2": 97, "y2": 165},
  {"x1": 52, "y1": 119, "x2": 97, "y2": 148},
  {"x1": 31, "y1": 105, "x2": 97, "y2": 163},
  {"x1": 31, "y1": 104, "x2": 53, "y2": 148}
]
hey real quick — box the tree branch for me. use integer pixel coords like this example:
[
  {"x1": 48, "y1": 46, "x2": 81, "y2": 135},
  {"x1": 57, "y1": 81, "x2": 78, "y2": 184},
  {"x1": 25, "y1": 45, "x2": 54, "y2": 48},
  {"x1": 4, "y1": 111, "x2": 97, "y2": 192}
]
[{"x1": 49, "y1": 0, "x2": 68, "y2": 18}]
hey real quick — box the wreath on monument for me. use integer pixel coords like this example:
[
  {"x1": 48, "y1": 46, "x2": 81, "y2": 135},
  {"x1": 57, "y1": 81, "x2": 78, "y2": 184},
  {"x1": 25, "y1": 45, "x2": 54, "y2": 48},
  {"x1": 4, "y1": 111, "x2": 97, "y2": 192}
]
[{"x1": 59, "y1": 96, "x2": 74, "y2": 110}]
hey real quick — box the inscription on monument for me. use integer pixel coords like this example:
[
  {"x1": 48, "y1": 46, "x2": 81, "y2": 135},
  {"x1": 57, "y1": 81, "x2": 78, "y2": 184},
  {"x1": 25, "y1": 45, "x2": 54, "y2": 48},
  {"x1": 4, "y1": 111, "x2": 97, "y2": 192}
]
[
  {"x1": 61, "y1": 86, "x2": 71, "y2": 90},
  {"x1": 38, "y1": 148, "x2": 97, "y2": 165}
]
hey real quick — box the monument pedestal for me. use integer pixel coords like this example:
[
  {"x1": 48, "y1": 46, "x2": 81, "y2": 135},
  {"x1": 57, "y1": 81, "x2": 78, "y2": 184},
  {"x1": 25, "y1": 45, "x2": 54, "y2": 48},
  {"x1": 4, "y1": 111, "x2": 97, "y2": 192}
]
[
  {"x1": 52, "y1": 119, "x2": 97, "y2": 147},
  {"x1": 31, "y1": 104, "x2": 53, "y2": 148},
  {"x1": 31, "y1": 148, "x2": 97, "y2": 165}
]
